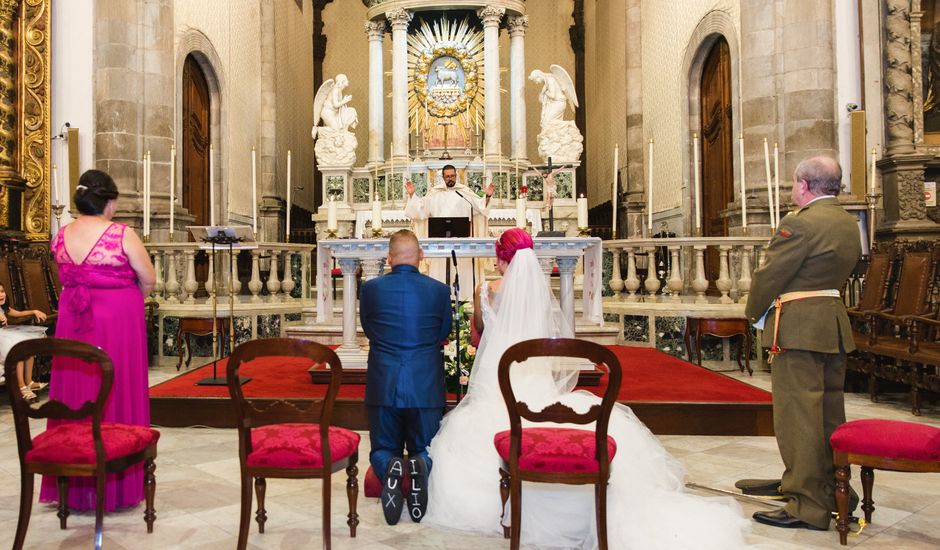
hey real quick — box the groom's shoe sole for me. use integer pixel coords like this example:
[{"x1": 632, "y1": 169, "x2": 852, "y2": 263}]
[
  {"x1": 381, "y1": 458, "x2": 405, "y2": 525},
  {"x1": 408, "y1": 456, "x2": 429, "y2": 522}
]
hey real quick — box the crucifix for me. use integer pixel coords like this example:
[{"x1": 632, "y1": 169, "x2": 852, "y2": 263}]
[
  {"x1": 437, "y1": 119, "x2": 454, "y2": 160},
  {"x1": 532, "y1": 156, "x2": 572, "y2": 237}
]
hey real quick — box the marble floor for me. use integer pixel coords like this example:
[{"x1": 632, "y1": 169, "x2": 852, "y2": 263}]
[{"x1": 0, "y1": 364, "x2": 939, "y2": 549}]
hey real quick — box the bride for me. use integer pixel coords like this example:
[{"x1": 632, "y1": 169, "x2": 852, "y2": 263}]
[{"x1": 424, "y1": 228, "x2": 751, "y2": 549}]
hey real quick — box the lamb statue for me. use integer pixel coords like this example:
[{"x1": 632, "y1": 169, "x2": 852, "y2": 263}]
[
  {"x1": 312, "y1": 74, "x2": 359, "y2": 167},
  {"x1": 529, "y1": 65, "x2": 583, "y2": 163}
]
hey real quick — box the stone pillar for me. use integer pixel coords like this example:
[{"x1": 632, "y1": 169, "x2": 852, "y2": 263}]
[
  {"x1": 387, "y1": 9, "x2": 411, "y2": 160},
  {"x1": 883, "y1": 0, "x2": 915, "y2": 157},
  {"x1": 366, "y1": 20, "x2": 386, "y2": 166},
  {"x1": 508, "y1": 15, "x2": 528, "y2": 161},
  {"x1": 478, "y1": 5, "x2": 504, "y2": 160},
  {"x1": 623, "y1": 0, "x2": 644, "y2": 237},
  {"x1": 337, "y1": 257, "x2": 361, "y2": 352},
  {"x1": 259, "y1": 0, "x2": 281, "y2": 241}
]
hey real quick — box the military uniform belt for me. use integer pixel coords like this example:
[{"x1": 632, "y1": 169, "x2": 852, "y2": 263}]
[{"x1": 767, "y1": 289, "x2": 841, "y2": 364}]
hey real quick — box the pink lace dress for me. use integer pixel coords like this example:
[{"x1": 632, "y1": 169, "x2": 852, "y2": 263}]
[{"x1": 40, "y1": 222, "x2": 150, "y2": 511}]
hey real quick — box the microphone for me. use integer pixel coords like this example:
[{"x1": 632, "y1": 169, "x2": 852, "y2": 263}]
[
  {"x1": 454, "y1": 191, "x2": 476, "y2": 214},
  {"x1": 451, "y1": 249, "x2": 458, "y2": 267}
]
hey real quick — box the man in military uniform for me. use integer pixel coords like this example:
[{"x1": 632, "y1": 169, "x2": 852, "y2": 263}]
[{"x1": 745, "y1": 156, "x2": 861, "y2": 531}]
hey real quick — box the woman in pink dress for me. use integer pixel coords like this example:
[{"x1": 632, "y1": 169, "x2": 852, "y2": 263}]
[{"x1": 40, "y1": 169, "x2": 156, "y2": 512}]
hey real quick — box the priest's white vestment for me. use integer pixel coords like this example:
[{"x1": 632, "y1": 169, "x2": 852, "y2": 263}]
[{"x1": 405, "y1": 182, "x2": 488, "y2": 301}]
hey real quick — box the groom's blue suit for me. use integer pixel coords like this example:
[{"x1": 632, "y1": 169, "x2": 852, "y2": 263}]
[{"x1": 360, "y1": 263, "x2": 452, "y2": 481}]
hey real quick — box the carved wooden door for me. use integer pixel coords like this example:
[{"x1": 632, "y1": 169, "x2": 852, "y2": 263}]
[
  {"x1": 182, "y1": 55, "x2": 210, "y2": 230},
  {"x1": 700, "y1": 38, "x2": 733, "y2": 285}
]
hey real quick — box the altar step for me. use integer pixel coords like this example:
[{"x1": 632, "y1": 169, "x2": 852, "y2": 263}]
[{"x1": 285, "y1": 318, "x2": 619, "y2": 347}]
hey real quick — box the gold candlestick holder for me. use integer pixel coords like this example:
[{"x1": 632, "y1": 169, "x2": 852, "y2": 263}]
[
  {"x1": 577, "y1": 226, "x2": 591, "y2": 237},
  {"x1": 371, "y1": 228, "x2": 384, "y2": 238},
  {"x1": 326, "y1": 229, "x2": 338, "y2": 239}
]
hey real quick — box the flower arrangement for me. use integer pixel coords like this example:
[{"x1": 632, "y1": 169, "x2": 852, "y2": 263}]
[{"x1": 443, "y1": 301, "x2": 476, "y2": 395}]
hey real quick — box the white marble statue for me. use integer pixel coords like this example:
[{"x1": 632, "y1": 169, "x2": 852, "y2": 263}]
[
  {"x1": 312, "y1": 74, "x2": 359, "y2": 166},
  {"x1": 529, "y1": 65, "x2": 583, "y2": 163}
]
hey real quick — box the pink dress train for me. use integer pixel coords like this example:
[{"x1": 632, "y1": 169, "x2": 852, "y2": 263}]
[{"x1": 39, "y1": 222, "x2": 150, "y2": 511}]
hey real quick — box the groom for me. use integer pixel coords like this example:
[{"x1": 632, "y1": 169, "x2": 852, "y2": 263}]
[{"x1": 360, "y1": 229, "x2": 452, "y2": 525}]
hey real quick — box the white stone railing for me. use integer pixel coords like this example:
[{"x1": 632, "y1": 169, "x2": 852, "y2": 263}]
[
  {"x1": 603, "y1": 237, "x2": 770, "y2": 303},
  {"x1": 145, "y1": 242, "x2": 316, "y2": 304}
]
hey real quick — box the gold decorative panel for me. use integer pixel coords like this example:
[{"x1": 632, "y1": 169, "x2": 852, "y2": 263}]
[{"x1": 20, "y1": 0, "x2": 51, "y2": 240}]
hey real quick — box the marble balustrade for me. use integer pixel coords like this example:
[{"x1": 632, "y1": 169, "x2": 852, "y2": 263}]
[{"x1": 603, "y1": 236, "x2": 769, "y2": 303}]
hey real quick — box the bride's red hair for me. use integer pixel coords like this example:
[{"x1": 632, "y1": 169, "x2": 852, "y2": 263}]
[{"x1": 495, "y1": 228, "x2": 534, "y2": 264}]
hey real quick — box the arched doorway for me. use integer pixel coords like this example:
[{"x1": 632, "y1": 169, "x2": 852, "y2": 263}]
[
  {"x1": 182, "y1": 54, "x2": 211, "y2": 228},
  {"x1": 699, "y1": 37, "x2": 733, "y2": 282}
]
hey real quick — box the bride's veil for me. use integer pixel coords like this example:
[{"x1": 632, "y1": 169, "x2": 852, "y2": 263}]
[{"x1": 464, "y1": 248, "x2": 578, "y2": 406}]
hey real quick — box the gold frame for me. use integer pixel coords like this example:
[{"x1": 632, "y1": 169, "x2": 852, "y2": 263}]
[{"x1": 20, "y1": 0, "x2": 51, "y2": 240}]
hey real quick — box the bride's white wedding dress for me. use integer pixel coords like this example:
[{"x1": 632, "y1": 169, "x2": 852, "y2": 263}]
[{"x1": 424, "y1": 249, "x2": 750, "y2": 549}]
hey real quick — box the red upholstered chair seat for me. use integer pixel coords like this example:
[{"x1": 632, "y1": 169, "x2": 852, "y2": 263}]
[
  {"x1": 247, "y1": 423, "x2": 360, "y2": 468},
  {"x1": 830, "y1": 419, "x2": 940, "y2": 462},
  {"x1": 25, "y1": 423, "x2": 160, "y2": 464},
  {"x1": 493, "y1": 428, "x2": 617, "y2": 473}
]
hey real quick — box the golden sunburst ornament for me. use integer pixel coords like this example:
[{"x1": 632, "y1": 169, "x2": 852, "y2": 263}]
[{"x1": 408, "y1": 16, "x2": 484, "y2": 136}]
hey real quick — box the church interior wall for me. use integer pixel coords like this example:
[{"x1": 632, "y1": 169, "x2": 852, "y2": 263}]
[
  {"x1": 584, "y1": 0, "x2": 627, "y2": 209},
  {"x1": 174, "y1": 0, "x2": 262, "y2": 226},
  {"x1": 274, "y1": 0, "x2": 316, "y2": 213},
  {"x1": 51, "y1": 0, "x2": 95, "y2": 211},
  {"x1": 834, "y1": 0, "x2": 863, "y2": 191},
  {"x1": 640, "y1": 0, "x2": 741, "y2": 218},
  {"x1": 322, "y1": 0, "x2": 371, "y2": 166}
]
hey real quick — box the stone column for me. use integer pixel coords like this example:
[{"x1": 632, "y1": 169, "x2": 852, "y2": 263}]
[
  {"x1": 623, "y1": 0, "x2": 645, "y2": 236},
  {"x1": 258, "y1": 0, "x2": 281, "y2": 241},
  {"x1": 508, "y1": 15, "x2": 528, "y2": 161},
  {"x1": 556, "y1": 256, "x2": 578, "y2": 338},
  {"x1": 337, "y1": 257, "x2": 361, "y2": 352},
  {"x1": 478, "y1": 5, "x2": 504, "y2": 159},
  {"x1": 366, "y1": 20, "x2": 386, "y2": 166},
  {"x1": 883, "y1": 0, "x2": 915, "y2": 156},
  {"x1": 387, "y1": 9, "x2": 412, "y2": 160}
]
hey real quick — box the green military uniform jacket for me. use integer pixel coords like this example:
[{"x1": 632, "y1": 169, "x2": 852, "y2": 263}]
[{"x1": 745, "y1": 196, "x2": 862, "y2": 354}]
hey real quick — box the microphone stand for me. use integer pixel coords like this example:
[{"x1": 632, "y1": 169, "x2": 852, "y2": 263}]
[{"x1": 455, "y1": 191, "x2": 478, "y2": 292}]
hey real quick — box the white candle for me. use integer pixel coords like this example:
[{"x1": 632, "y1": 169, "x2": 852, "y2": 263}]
[
  {"x1": 612, "y1": 143, "x2": 619, "y2": 236},
  {"x1": 327, "y1": 196, "x2": 337, "y2": 231},
  {"x1": 169, "y1": 145, "x2": 176, "y2": 236},
  {"x1": 739, "y1": 134, "x2": 747, "y2": 229},
  {"x1": 475, "y1": 110, "x2": 480, "y2": 134},
  {"x1": 515, "y1": 160, "x2": 520, "y2": 196},
  {"x1": 515, "y1": 197, "x2": 526, "y2": 229},
  {"x1": 693, "y1": 134, "x2": 701, "y2": 231},
  {"x1": 52, "y1": 163, "x2": 58, "y2": 206},
  {"x1": 577, "y1": 193, "x2": 588, "y2": 228},
  {"x1": 286, "y1": 149, "x2": 292, "y2": 240},
  {"x1": 251, "y1": 146, "x2": 258, "y2": 234},
  {"x1": 763, "y1": 138, "x2": 774, "y2": 229},
  {"x1": 372, "y1": 193, "x2": 382, "y2": 232},
  {"x1": 209, "y1": 144, "x2": 215, "y2": 226},
  {"x1": 870, "y1": 147, "x2": 877, "y2": 196},
  {"x1": 774, "y1": 142, "x2": 780, "y2": 227},
  {"x1": 647, "y1": 138, "x2": 654, "y2": 232},
  {"x1": 143, "y1": 151, "x2": 151, "y2": 238},
  {"x1": 498, "y1": 141, "x2": 503, "y2": 197}
]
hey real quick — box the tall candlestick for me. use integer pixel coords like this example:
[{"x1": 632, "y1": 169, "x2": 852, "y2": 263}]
[
  {"x1": 647, "y1": 138, "x2": 654, "y2": 232},
  {"x1": 739, "y1": 134, "x2": 747, "y2": 229},
  {"x1": 577, "y1": 193, "x2": 588, "y2": 229},
  {"x1": 475, "y1": 109, "x2": 480, "y2": 134},
  {"x1": 52, "y1": 163, "x2": 59, "y2": 206},
  {"x1": 693, "y1": 134, "x2": 701, "y2": 232},
  {"x1": 515, "y1": 160, "x2": 519, "y2": 196},
  {"x1": 209, "y1": 144, "x2": 215, "y2": 226},
  {"x1": 286, "y1": 149, "x2": 292, "y2": 240},
  {"x1": 143, "y1": 151, "x2": 151, "y2": 238},
  {"x1": 612, "y1": 143, "x2": 619, "y2": 237},
  {"x1": 498, "y1": 141, "x2": 503, "y2": 199},
  {"x1": 763, "y1": 138, "x2": 774, "y2": 229},
  {"x1": 870, "y1": 147, "x2": 877, "y2": 196},
  {"x1": 327, "y1": 196, "x2": 337, "y2": 231},
  {"x1": 774, "y1": 142, "x2": 780, "y2": 227},
  {"x1": 251, "y1": 146, "x2": 258, "y2": 234},
  {"x1": 515, "y1": 196, "x2": 526, "y2": 229},
  {"x1": 169, "y1": 145, "x2": 176, "y2": 237},
  {"x1": 372, "y1": 193, "x2": 382, "y2": 232}
]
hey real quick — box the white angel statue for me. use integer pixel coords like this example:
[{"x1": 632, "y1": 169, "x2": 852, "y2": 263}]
[
  {"x1": 529, "y1": 65, "x2": 583, "y2": 163},
  {"x1": 311, "y1": 74, "x2": 359, "y2": 167}
]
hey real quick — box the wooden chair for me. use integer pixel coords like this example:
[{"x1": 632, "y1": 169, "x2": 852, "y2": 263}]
[
  {"x1": 227, "y1": 338, "x2": 360, "y2": 550},
  {"x1": 847, "y1": 245, "x2": 896, "y2": 349},
  {"x1": 4, "y1": 338, "x2": 159, "y2": 550},
  {"x1": 830, "y1": 419, "x2": 940, "y2": 545},
  {"x1": 494, "y1": 338, "x2": 621, "y2": 550}
]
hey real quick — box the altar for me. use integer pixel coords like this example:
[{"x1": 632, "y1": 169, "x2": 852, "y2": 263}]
[{"x1": 310, "y1": 236, "x2": 602, "y2": 368}]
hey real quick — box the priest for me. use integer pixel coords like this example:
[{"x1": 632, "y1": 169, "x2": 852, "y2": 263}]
[{"x1": 405, "y1": 164, "x2": 494, "y2": 301}]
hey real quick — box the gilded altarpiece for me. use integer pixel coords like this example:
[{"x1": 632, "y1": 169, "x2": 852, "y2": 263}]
[{"x1": 0, "y1": 0, "x2": 51, "y2": 240}]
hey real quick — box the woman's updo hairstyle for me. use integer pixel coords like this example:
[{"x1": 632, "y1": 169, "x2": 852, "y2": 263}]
[
  {"x1": 494, "y1": 227, "x2": 534, "y2": 264},
  {"x1": 74, "y1": 169, "x2": 119, "y2": 215}
]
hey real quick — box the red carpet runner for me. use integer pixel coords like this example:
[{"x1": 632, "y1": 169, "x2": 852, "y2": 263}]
[{"x1": 150, "y1": 346, "x2": 771, "y2": 404}]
